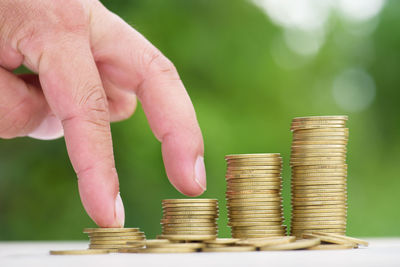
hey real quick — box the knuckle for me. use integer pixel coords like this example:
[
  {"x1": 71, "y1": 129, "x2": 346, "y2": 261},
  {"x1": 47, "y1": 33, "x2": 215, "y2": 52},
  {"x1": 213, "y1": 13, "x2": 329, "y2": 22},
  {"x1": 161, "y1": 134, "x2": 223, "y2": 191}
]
[
  {"x1": 76, "y1": 83, "x2": 110, "y2": 127},
  {"x1": 143, "y1": 48, "x2": 179, "y2": 79}
]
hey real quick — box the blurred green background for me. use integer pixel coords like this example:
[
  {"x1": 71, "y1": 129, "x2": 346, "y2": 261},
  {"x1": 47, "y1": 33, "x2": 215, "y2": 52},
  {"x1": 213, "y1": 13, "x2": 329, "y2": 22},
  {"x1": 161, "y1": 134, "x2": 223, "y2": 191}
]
[{"x1": 1, "y1": 0, "x2": 399, "y2": 240}]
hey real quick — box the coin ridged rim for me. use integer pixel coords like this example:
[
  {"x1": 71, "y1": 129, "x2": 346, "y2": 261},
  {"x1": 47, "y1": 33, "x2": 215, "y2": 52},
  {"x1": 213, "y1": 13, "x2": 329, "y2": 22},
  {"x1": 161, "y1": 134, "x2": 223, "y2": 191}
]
[
  {"x1": 225, "y1": 153, "x2": 281, "y2": 159},
  {"x1": 311, "y1": 232, "x2": 368, "y2": 246},
  {"x1": 236, "y1": 236, "x2": 295, "y2": 247},
  {"x1": 83, "y1": 228, "x2": 140, "y2": 233},
  {"x1": 259, "y1": 238, "x2": 321, "y2": 250},
  {"x1": 50, "y1": 249, "x2": 111, "y2": 255},
  {"x1": 160, "y1": 234, "x2": 216, "y2": 241}
]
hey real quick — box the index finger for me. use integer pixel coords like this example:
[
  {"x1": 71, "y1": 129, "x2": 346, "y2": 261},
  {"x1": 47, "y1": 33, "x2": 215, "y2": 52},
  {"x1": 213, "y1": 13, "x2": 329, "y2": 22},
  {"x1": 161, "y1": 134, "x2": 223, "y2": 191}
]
[{"x1": 37, "y1": 35, "x2": 124, "y2": 228}]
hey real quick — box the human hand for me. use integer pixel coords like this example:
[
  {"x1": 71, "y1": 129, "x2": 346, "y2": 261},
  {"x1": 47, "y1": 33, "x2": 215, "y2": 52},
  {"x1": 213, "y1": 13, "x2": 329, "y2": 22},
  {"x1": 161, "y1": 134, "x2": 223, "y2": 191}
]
[{"x1": 0, "y1": 0, "x2": 206, "y2": 227}]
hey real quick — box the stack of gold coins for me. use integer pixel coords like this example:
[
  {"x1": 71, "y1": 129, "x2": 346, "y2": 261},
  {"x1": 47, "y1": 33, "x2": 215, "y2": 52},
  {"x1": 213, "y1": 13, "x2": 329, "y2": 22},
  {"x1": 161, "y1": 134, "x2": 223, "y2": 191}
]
[
  {"x1": 84, "y1": 228, "x2": 146, "y2": 251},
  {"x1": 290, "y1": 116, "x2": 348, "y2": 238},
  {"x1": 160, "y1": 199, "x2": 219, "y2": 241},
  {"x1": 225, "y1": 154, "x2": 287, "y2": 238}
]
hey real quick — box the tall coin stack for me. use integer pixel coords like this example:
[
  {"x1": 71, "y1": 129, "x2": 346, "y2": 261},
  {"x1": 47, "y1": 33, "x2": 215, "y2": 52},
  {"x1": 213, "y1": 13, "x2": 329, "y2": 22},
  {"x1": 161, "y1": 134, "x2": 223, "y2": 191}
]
[
  {"x1": 290, "y1": 116, "x2": 348, "y2": 238},
  {"x1": 84, "y1": 228, "x2": 146, "y2": 251},
  {"x1": 225, "y1": 154, "x2": 287, "y2": 238},
  {"x1": 160, "y1": 199, "x2": 219, "y2": 241}
]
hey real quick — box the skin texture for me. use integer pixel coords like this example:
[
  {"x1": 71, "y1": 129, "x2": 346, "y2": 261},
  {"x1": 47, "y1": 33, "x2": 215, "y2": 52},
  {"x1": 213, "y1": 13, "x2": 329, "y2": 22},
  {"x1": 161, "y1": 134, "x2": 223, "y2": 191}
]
[{"x1": 0, "y1": 0, "x2": 206, "y2": 227}]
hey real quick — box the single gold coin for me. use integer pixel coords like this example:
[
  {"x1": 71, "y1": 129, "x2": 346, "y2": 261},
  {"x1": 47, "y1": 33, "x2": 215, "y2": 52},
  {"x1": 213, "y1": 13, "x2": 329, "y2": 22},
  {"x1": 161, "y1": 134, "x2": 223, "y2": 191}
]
[
  {"x1": 160, "y1": 234, "x2": 216, "y2": 241},
  {"x1": 229, "y1": 216, "x2": 284, "y2": 222},
  {"x1": 292, "y1": 216, "x2": 346, "y2": 222},
  {"x1": 89, "y1": 244, "x2": 143, "y2": 249},
  {"x1": 121, "y1": 247, "x2": 196, "y2": 253},
  {"x1": 83, "y1": 228, "x2": 140, "y2": 233},
  {"x1": 228, "y1": 221, "x2": 283, "y2": 227},
  {"x1": 232, "y1": 230, "x2": 286, "y2": 235},
  {"x1": 231, "y1": 226, "x2": 285, "y2": 231},
  {"x1": 90, "y1": 240, "x2": 132, "y2": 245},
  {"x1": 225, "y1": 153, "x2": 281, "y2": 159},
  {"x1": 233, "y1": 233, "x2": 287, "y2": 239},
  {"x1": 88, "y1": 235, "x2": 145, "y2": 241},
  {"x1": 162, "y1": 207, "x2": 218, "y2": 212},
  {"x1": 162, "y1": 223, "x2": 216, "y2": 228},
  {"x1": 292, "y1": 164, "x2": 347, "y2": 170},
  {"x1": 227, "y1": 170, "x2": 281, "y2": 175},
  {"x1": 202, "y1": 246, "x2": 256, "y2": 252},
  {"x1": 204, "y1": 238, "x2": 240, "y2": 245},
  {"x1": 292, "y1": 115, "x2": 348, "y2": 121},
  {"x1": 302, "y1": 233, "x2": 356, "y2": 246},
  {"x1": 162, "y1": 199, "x2": 217, "y2": 204},
  {"x1": 308, "y1": 244, "x2": 354, "y2": 250},
  {"x1": 88, "y1": 232, "x2": 145, "y2": 238},
  {"x1": 50, "y1": 249, "x2": 111, "y2": 255},
  {"x1": 226, "y1": 174, "x2": 281, "y2": 179},
  {"x1": 311, "y1": 232, "x2": 369, "y2": 246},
  {"x1": 228, "y1": 162, "x2": 282, "y2": 167},
  {"x1": 145, "y1": 239, "x2": 171, "y2": 246},
  {"x1": 146, "y1": 242, "x2": 205, "y2": 249},
  {"x1": 163, "y1": 215, "x2": 217, "y2": 220},
  {"x1": 162, "y1": 211, "x2": 217, "y2": 216},
  {"x1": 259, "y1": 238, "x2": 320, "y2": 250},
  {"x1": 236, "y1": 236, "x2": 295, "y2": 247}
]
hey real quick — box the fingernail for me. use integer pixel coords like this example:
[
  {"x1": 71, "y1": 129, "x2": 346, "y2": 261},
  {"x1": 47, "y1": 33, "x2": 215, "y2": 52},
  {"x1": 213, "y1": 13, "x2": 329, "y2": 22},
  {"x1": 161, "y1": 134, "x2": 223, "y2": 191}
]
[
  {"x1": 194, "y1": 155, "x2": 207, "y2": 192},
  {"x1": 115, "y1": 192, "x2": 125, "y2": 227}
]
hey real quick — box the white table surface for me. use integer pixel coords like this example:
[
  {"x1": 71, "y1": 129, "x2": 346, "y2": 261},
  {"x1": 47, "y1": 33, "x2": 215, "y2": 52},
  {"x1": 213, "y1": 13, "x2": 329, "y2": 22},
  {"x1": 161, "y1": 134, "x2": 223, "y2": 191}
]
[{"x1": 1, "y1": 238, "x2": 399, "y2": 267}]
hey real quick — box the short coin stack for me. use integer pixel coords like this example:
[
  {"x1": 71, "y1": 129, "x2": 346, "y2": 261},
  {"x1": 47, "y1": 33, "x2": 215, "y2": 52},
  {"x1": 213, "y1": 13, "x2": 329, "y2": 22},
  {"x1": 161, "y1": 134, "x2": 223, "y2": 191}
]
[
  {"x1": 290, "y1": 116, "x2": 348, "y2": 237},
  {"x1": 84, "y1": 228, "x2": 146, "y2": 251},
  {"x1": 160, "y1": 199, "x2": 219, "y2": 241},
  {"x1": 225, "y1": 154, "x2": 287, "y2": 238}
]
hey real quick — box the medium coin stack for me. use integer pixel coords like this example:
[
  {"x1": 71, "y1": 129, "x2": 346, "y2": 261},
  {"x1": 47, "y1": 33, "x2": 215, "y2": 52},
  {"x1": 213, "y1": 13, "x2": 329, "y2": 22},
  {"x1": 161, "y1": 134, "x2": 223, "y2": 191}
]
[
  {"x1": 290, "y1": 116, "x2": 348, "y2": 238},
  {"x1": 84, "y1": 228, "x2": 146, "y2": 251},
  {"x1": 160, "y1": 199, "x2": 219, "y2": 241},
  {"x1": 225, "y1": 154, "x2": 287, "y2": 238}
]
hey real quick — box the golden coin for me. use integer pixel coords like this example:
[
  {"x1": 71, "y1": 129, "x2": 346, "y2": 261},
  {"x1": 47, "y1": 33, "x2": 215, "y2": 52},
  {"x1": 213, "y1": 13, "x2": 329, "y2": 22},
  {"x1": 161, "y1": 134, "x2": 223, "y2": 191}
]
[
  {"x1": 292, "y1": 115, "x2": 348, "y2": 121},
  {"x1": 88, "y1": 232, "x2": 145, "y2": 238},
  {"x1": 292, "y1": 216, "x2": 346, "y2": 222},
  {"x1": 225, "y1": 153, "x2": 281, "y2": 159},
  {"x1": 293, "y1": 134, "x2": 348, "y2": 140},
  {"x1": 291, "y1": 177, "x2": 347, "y2": 182},
  {"x1": 227, "y1": 186, "x2": 282, "y2": 192},
  {"x1": 229, "y1": 211, "x2": 283, "y2": 217},
  {"x1": 228, "y1": 206, "x2": 282, "y2": 212},
  {"x1": 204, "y1": 238, "x2": 240, "y2": 245},
  {"x1": 227, "y1": 202, "x2": 281, "y2": 208},
  {"x1": 160, "y1": 234, "x2": 216, "y2": 241},
  {"x1": 308, "y1": 244, "x2": 354, "y2": 250},
  {"x1": 161, "y1": 218, "x2": 215, "y2": 224},
  {"x1": 231, "y1": 229, "x2": 286, "y2": 235},
  {"x1": 291, "y1": 139, "x2": 348, "y2": 145},
  {"x1": 293, "y1": 189, "x2": 346, "y2": 194},
  {"x1": 163, "y1": 207, "x2": 218, "y2": 212},
  {"x1": 228, "y1": 166, "x2": 282, "y2": 170},
  {"x1": 292, "y1": 185, "x2": 347, "y2": 190},
  {"x1": 259, "y1": 238, "x2": 320, "y2": 250},
  {"x1": 311, "y1": 232, "x2": 369, "y2": 246},
  {"x1": 292, "y1": 229, "x2": 346, "y2": 235},
  {"x1": 83, "y1": 228, "x2": 140, "y2": 233},
  {"x1": 228, "y1": 221, "x2": 283, "y2": 227},
  {"x1": 292, "y1": 208, "x2": 347, "y2": 214},
  {"x1": 162, "y1": 204, "x2": 218, "y2": 209},
  {"x1": 291, "y1": 180, "x2": 347, "y2": 186},
  {"x1": 163, "y1": 215, "x2": 216, "y2": 220},
  {"x1": 162, "y1": 209, "x2": 218, "y2": 214},
  {"x1": 89, "y1": 244, "x2": 143, "y2": 249},
  {"x1": 236, "y1": 236, "x2": 295, "y2": 247},
  {"x1": 120, "y1": 247, "x2": 196, "y2": 253},
  {"x1": 291, "y1": 220, "x2": 346, "y2": 226},
  {"x1": 232, "y1": 226, "x2": 285, "y2": 231},
  {"x1": 293, "y1": 164, "x2": 347, "y2": 170},
  {"x1": 162, "y1": 231, "x2": 217, "y2": 235},
  {"x1": 292, "y1": 196, "x2": 347, "y2": 201},
  {"x1": 291, "y1": 153, "x2": 346, "y2": 159},
  {"x1": 227, "y1": 162, "x2": 282, "y2": 167},
  {"x1": 227, "y1": 170, "x2": 281, "y2": 175},
  {"x1": 50, "y1": 249, "x2": 110, "y2": 255},
  {"x1": 146, "y1": 242, "x2": 205, "y2": 249},
  {"x1": 161, "y1": 222, "x2": 216, "y2": 227},
  {"x1": 229, "y1": 217, "x2": 284, "y2": 222},
  {"x1": 162, "y1": 226, "x2": 217, "y2": 231},
  {"x1": 162, "y1": 199, "x2": 217, "y2": 204},
  {"x1": 233, "y1": 233, "x2": 286, "y2": 239},
  {"x1": 202, "y1": 246, "x2": 256, "y2": 252},
  {"x1": 226, "y1": 191, "x2": 282, "y2": 197},
  {"x1": 90, "y1": 240, "x2": 132, "y2": 245},
  {"x1": 145, "y1": 239, "x2": 171, "y2": 246},
  {"x1": 302, "y1": 233, "x2": 356, "y2": 246},
  {"x1": 88, "y1": 236, "x2": 145, "y2": 241},
  {"x1": 292, "y1": 192, "x2": 347, "y2": 198},
  {"x1": 226, "y1": 174, "x2": 281, "y2": 179},
  {"x1": 228, "y1": 179, "x2": 282, "y2": 184}
]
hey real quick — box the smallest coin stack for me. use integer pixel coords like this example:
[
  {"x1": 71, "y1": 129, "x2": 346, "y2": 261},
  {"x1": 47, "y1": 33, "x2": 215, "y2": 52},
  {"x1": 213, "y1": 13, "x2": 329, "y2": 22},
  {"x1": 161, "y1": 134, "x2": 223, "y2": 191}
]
[
  {"x1": 160, "y1": 199, "x2": 219, "y2": 241},
  {"x1": 83, "y1": 228, "x2": 146, "y2": 251}
]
